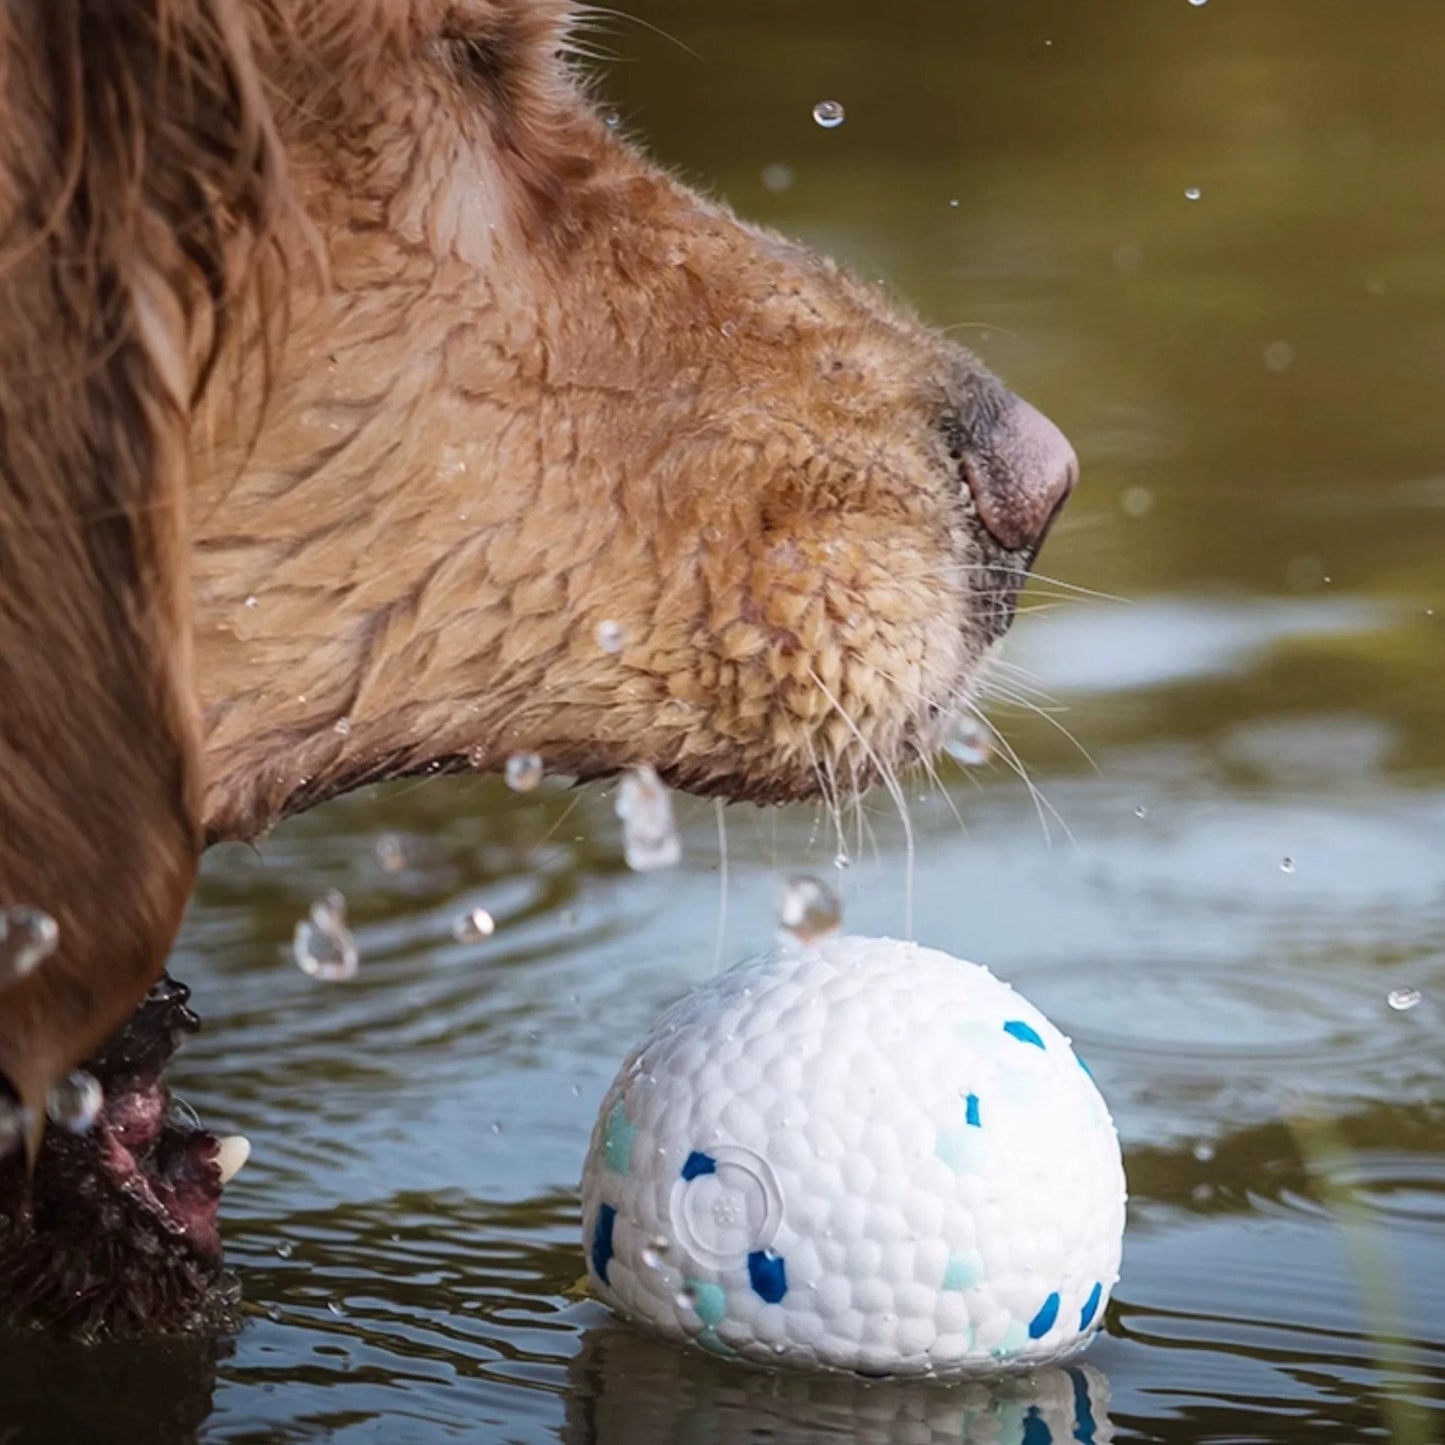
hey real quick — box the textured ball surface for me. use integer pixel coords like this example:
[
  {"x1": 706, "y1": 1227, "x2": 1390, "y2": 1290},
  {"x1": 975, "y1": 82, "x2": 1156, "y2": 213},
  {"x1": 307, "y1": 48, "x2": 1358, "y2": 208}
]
[{"x1": 580, "y1": 935, "x2": 1126, "y2": 1377}]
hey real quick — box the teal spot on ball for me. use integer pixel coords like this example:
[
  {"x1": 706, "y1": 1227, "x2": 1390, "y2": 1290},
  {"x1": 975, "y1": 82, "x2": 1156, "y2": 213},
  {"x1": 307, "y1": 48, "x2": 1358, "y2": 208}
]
[
  {"x1": 942, "y1": 1251, "x2": 984, "y2": 1291},
  {"x1": 683, "y1": 1279, "x2": 727, "y2": 1328},
  {"x1": 601, "y1": 1100, "x2": 636, "y2": 1175},
  {"x1": 992, "y1": 1319, "x2": 1028, "y2": 1358},
  {"x1": 934, "y1": 1122, "x2": 986, "y2": 1174}
]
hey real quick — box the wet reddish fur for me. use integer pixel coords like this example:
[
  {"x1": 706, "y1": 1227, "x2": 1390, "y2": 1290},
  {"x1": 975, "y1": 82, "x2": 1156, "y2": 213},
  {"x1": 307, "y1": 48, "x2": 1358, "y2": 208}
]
[{"x1": 1, "y1": 2, "x2": 1012, "y2": 1164}]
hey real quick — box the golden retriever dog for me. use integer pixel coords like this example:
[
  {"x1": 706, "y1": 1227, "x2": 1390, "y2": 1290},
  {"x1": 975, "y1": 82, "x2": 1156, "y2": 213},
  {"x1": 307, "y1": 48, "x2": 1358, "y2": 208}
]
[{"x1": 0, "y1": 0, "x2": 1075, "y2": 1334}]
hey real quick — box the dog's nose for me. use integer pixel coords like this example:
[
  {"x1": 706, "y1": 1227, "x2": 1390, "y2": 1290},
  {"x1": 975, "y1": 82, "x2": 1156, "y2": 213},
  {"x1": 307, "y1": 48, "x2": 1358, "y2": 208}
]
[{"x1": 957, "y1": 396, "x2": 1077, "y2": 553}]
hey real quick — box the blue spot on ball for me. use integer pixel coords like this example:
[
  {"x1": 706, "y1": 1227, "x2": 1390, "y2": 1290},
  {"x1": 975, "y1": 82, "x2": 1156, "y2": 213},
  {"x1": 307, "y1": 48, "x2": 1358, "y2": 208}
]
[
  {"x1": 681, "y1": 1150, "x2": 716, "y2": 1180},
  {"x1": 1004, "y1": 1020, "x2": 1046, "y2": 1050},
  {"x1": 1021, "y1": 1409, "x2": 1053, "y2": 1445},
  {"x1": 1080, "y1": 1281, "x2": 1103, "y2": 1331},
  {"x1": 747, "y1": 1249, "x2": 787, "y2": 1303},
  {"x1": 590, "y1": 1204, "x2": 617, "y2": 1284},
  {"x1": 1028, "y1": 1290, "x2": 1061, "y2": 1339},
  {"x1": 964, "y1": 1092, "x2": 981, "y2": 1127}
]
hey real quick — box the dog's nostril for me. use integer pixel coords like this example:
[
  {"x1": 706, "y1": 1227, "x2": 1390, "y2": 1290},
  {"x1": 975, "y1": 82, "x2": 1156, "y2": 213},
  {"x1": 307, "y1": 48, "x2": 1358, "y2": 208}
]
[{"x1": 956, "y1": 396, "x2": 1078, "y2": 553}]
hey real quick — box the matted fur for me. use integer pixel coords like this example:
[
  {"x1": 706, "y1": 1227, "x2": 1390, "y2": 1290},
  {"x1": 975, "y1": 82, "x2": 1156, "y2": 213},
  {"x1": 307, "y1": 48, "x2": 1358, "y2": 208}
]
[{"x1": 0, "y1": 0, "x2": 1065, "y2": 1332}]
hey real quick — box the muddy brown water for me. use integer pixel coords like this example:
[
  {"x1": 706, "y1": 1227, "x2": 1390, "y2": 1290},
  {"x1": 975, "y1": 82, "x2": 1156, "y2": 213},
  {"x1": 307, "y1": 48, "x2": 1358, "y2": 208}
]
[{"x1": 5, "y1": 1, "x2": 1444, "y2": 1440}]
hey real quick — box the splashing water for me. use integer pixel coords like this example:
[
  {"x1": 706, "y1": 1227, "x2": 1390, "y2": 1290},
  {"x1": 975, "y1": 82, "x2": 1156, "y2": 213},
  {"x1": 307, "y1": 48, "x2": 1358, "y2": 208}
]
[
  {"x1": 777, "y1": 875, "x2": 842, "y2": 943},
  {"x1": 374, "y1": 834, "x2": 406, "y2": 873},
  {"x1": 506, "y1": 753, "x2": 544, "y2": 793},
  {"x1": 812, "y1": 99, "x2": 845, "y2": 128},
  {"x1": 0, "y1": 905, "x2": 59, "y2": 988},
  {"x1": 943, "y1": 714, "x2": 993, "y2": 767},
  {"x1": 1387, "y1": 987, "x2": 1422, "y2": 1012},
  {"x1": 452, "y1": 908, "x2": 496, "y2": 943},
  {"x1": 293, "y1": 890, "x2": 359, "y2": 982},
  {"x1": 46, "y1": 1071, "x2": 103, "y2": 1134},
  {"x1": 615, "y1": 766, "x2": 682, "y2": 872}
]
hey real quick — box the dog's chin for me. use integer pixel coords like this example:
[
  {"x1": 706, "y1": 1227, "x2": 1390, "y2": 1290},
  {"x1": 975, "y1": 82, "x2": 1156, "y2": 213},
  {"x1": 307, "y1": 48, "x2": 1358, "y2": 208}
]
[{"x1": 0, "y1": 976, "x2": 248, "y2": 1338}]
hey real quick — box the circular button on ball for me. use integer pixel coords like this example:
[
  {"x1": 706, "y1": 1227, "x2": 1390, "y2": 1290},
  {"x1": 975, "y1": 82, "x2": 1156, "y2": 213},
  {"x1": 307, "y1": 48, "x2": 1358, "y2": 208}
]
[{"x1": 669, "y1": 1145, "x2": 783, "y2": 1267}]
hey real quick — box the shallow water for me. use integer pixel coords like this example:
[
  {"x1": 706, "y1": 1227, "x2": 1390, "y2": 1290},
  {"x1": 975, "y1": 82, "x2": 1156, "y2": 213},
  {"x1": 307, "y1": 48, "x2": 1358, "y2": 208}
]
[{"x1": 7, "y1": 1, "x2": 1445, "y2": 1439}]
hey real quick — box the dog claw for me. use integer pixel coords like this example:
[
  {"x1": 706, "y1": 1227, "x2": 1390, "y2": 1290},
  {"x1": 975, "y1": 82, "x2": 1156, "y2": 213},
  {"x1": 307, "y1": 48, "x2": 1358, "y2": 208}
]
[{"x1": 215, "y1": 1135, "x2": 251, "y2": 1185}]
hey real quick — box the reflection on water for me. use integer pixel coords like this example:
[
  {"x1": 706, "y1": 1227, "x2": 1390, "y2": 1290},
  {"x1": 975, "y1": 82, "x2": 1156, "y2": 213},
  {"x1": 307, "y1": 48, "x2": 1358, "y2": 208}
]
[
  {"x1": 12, "y1": 0, "x2": 1445, "y2": 1440},
  {"x1": 565, "y1": 1325, "x2": 1115, "y2": 1444}
]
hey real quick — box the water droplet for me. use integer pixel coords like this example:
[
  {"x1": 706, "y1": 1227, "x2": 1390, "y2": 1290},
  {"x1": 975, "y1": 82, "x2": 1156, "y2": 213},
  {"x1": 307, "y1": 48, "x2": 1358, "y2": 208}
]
[
  {"x1": 326, "y1": 1299, "x2": 347, "y2": 1317},
  {"x1": 332, "y1": 716, "x2": 351, "y2": 737},
  {"x1": 1184, "y1": 186, "x2": 1202, "y2": 201},
  {"x1": 1121, "y1": 485, "x2": 1155, "y2": 517},
  {"x1": 943, "y1": 715, "x2": 992, "y2": 767},
  {"x1": 1192, "y1": 1140, "x2": 1216, "y2": 1162},
  {"x1": 595, "y1": 619, "x2": 626, "y2": 654},
  {"x1": 569, "y1": 1083, "x2": 581, "y2": 1098},
  {"x1": 452, "y1": 908, "x2": 495, "y2": 943},
  {"x1": 1188, "y1": 0, "x2": 1208, "y2": 7},
  {"x1": 812, "y1": 99, "x2": 845, "y2": 129},
  {"x1": 761, "y1": 163, "x2": 795, "y2": 193},
  {"x1": 46, "y1": 1071, "x2": 102, "y2": 1133},
  {"x1": 1280, "y1": 857, "x2": 1296, "y2": 874},
  {"x1": 833, "y1": 852, "x2": 851, "y2": 870},
  {"x1": 505, "y1": 752, "x2": 544, "y2": 792},
  {"x1": 1286, "y1": 555, "x2": 1327, "y2": 591},
  {"x1": 0, "y1": 905, "x2": 59, "y2": 987},
  {"x1": 948, "y1": 198, "x2": 960, "y2": 208},
  {"x1": 1388, "y1": 987, "x2": 1422, "y2": 1012},
  {"x1": 1134, "y1": 805, "x2": 1148, "y2": 819},
  {"x1": 489, "y1": 1120, "x2": 504, "y2": 1135},
  {"x1": 616, "y1": 765, "x2": 682, "y2": 872},
  {"x1": 375, "y1": 833, "x2": 406, "y2": 873},
  {"x1": 777, "y1": 875, "x2": 842, "y2": 943},
  {"x1": 603, "y1": 112, "x2": 620, "y2": 129},
  {"x1": 1263, "y1": 339, "x2": 1295, "y2": 373},
  {"x1": 292, "y1": 890, "x2": 359, "y2": 982},
  {"x1": 244, "y1": 595, "x2": 259, "y2": 609},
  {"x1": 276, "y1": 1240, "x2": 295, "y2": 1259}
]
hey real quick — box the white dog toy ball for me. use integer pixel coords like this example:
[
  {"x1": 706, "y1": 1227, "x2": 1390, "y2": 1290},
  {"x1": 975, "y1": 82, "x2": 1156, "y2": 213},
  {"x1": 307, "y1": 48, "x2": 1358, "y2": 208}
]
[{"x1": 580, "y1": 935, "x2": 1126, "y2": 1377}]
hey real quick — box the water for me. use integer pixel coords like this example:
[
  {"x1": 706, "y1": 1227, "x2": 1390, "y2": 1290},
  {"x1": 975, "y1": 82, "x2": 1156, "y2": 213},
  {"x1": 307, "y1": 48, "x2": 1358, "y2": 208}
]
[
  {"x1": 0, "y1": 904, "x2": 58, "y2": 985},
  {"x1": 5, "y1": 0, "x2": 1445, "y2": 1439},
  {"x1": 776, "y1": 875, "x2": 843, "y2": 943},
  {"x1": 614, "y1": 768, "x2": 682, "y2": 874},
  {"x1": 291, "y1": 891, "x2": 360, "y2": 983},
  {"x1": 45, "y1": 1071, "x2": 103, "y2": 1134}
]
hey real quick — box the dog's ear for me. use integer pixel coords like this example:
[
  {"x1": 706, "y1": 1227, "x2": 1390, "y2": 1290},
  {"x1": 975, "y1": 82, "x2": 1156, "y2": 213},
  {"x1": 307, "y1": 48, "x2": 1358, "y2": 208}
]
[{"x1": 0, "y1": 3, "x2": 290, "y2": 1144}]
